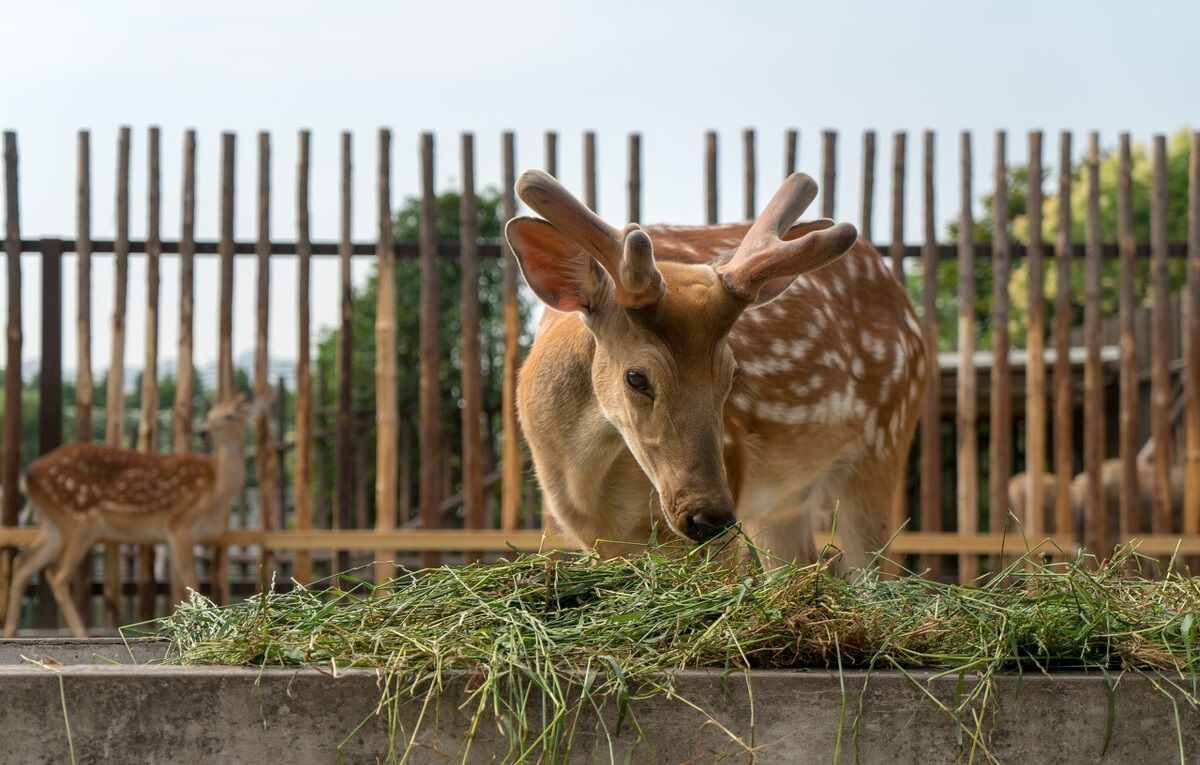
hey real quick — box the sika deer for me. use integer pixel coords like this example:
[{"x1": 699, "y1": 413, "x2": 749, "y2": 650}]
[
  {"x1": 2, "y1": 393, "x2": 270, "y2": 637},
  {"x1": 508, "y1": 171, "x2": 927, "y2": 567}
]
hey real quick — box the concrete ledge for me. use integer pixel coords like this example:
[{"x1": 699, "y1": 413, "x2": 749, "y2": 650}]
[
  {"x1": 1, "y1": 660, "x2": 1198, "y2": 764},
  {"x1": 0, "y1": 638, "x2": 168, "y2": 666}
]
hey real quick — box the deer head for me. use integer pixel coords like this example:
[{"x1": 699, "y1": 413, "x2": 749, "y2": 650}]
[
  {"x1": 201, "y1": 392, "x2": 274, "y2": 444},
  {"x1": 506, "y1": 170, "x2": 857, "y2": 543}
]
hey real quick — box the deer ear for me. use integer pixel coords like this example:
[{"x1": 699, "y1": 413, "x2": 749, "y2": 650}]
[{"x1": 506, "y1": 217, "x2": 605, "y2": 314}]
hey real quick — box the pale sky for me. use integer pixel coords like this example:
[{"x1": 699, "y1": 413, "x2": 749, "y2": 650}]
[{"x1": 2, "y1": 0, "x2": 1196, "y2": 377}]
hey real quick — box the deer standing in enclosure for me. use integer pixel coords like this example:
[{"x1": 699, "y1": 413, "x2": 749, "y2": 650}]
[
  {"x1": 508, "y1": 170, "x2": 927, "y2": 567},
  {"x1": 2, "y1": 394, "x2": 270, "y2": 637}
]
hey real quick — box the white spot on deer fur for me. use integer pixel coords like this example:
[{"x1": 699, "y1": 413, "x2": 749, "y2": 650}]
[
  {"x1": 788, "y1": 339, "x2": 812, "y2": 359},
  {"x1": 865, "y1": 333, "x2": 887, "y2": 362},
  {"x1": 832, "y1": 276, "x2": 845, "y2": 295},
  {"x1": 770, "y1": 338, "x2": 788, "y2": 355},
  {"x1": 731, "y1": 393, "x2": 753, "y2": 412},
  {"x1": 905, "y1": 311, "x2": 921, "y2": 335},
  {"x1": 851, "y1": 356, "x2": 865, "y2": 377},
  {"x1": 756, "y1": 400, "x2": 810, "y2": 425},
  {"x1": 791, "y1": 381, "x2": 810, "y2": 397},
  {"x1": 820, "y1": 350, "x2": 845, "y2": 370},
  {"x1": 846, "y1": 257, "x2": 859, "y2": 280}
]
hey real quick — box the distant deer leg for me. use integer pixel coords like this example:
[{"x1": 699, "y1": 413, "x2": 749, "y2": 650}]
[
  {"x1": 2, "y1": 525, "x2": 62, "y2": 637},
  {"x1": 165, "y1": 531, "x2": 198, "y2": 605},
  {"x1": 48, "y1": 532, "x2": 95, "y2": 639}
]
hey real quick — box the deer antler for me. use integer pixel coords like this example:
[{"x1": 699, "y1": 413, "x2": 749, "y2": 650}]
[
  {"x1": 516, "y1": 170, "x2": 664, "y2": 308},
  {"x1": 716, "y1": 173, "x2": 858, "y2": 303}
]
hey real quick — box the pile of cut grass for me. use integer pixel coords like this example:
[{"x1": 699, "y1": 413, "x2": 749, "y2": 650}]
[{"x1": 146, "y1": 540, "x2": 1200, "y2": 763}]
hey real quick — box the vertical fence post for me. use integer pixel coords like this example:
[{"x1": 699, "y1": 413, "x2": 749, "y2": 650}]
[
  {"x1": 887, "y1": 131, "x2": 908, "y2": 557},
  {"x1": 104, "y1": 126, "x2": 131, "y2": 626},
  {"x1": 1084, "y1": 132, "x2": 1106, "y2": 555},
  {"x1": 1053, "y1": 131, "x2": 1074, "y2": 544},
  {"x1": 860, "y1": 130, "x2": 875, "y2": 243},
  {"x1": 36, "y1": 237, "x2": 63, "y2": 626},
  {"x1": 213, "y1": 131, "x2": 236, "y2": 604},
  {"x1": 336, "y1": 131, "x2": 354, "y2": 575},
  {"x1": 784, "y1": 129, "x2": 798, "y2": 179},
  {"x1": 174, "y1": 130, "x2": 197, "y2": 455},
  {"x1": 1149, "y1": 135, "x2": 1173, "y2": 541},
  {"x1": 294, "y1": 130, "x2": 313, "y2": 583},
  {"x1": 583, "y1": 131, "x2": 597, "y2": 212},
  {"x1": 461, "y1": 133, "x2": 484, "y2": 562},
  {"x1": 137, "y1": 126, "x2": 161, "y2": 620},
  {"x1": 956, "y1": 131, "x2": 978, "y2": 584},
  {"x1": 920, "y1": 130, "x2": 942, "y2": 578},
  {"x1": 821, "y1": 130, "x2": 836, "y2": 218},
  {"x1": 743, "y1": 128, "x2": 755, "y2": 220},
  {"x1": 627, "y1": 133, "x2": 641, "y2": 224},
  {"x1": 705, "y1": 131, "x2": 718, "y2": 224},
  {"x1": 74, "y1": 130, "x2": 94, "y2": 621},
  {"x1": 255, "y1": 130, "x2": 278, "y2": 589},
  {"x1": 1, "y1": 132, "x2": 21, "y2": 627},
  {"x1": 418, "y1": 132, "x2": 442, "y2": 568},
  {"x1": 1026, "y1": 131, "x2": 1047, "y2": 541},
  {"x1": 544, "y1": 131, "x2": 558, "y2": 178},
  {"x1": 374, "y1": 128, "x2": 396, "y2": 583},
  {"x1": 500, "y1": 131, "x2": 522, "y2": 532},
  {"x1": 1117, "y1": 134, "x2": 1139, "y2": 542},
  {"x1": 990, "y1": 131, "x2": 1012, "y2": 547},
  {"x1": 1185, "y1": 131, "x2": 1200, "y2": 545}
]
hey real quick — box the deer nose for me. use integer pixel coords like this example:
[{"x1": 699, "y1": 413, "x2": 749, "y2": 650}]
[{"x1": 682, "y1": 506, "x2": 737, "y2": 543}]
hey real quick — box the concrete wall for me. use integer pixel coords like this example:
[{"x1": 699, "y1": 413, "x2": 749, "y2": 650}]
[{"x1": 1, "y1": 639, "x2": 1197, "y2": 764}]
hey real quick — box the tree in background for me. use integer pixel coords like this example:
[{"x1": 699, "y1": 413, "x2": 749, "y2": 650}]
[
  {"x1": 932, "y1": 128, "x2": 1192, "y2": 350},
  {"x1": 314, "y1": 187, "x2": 533, "y2": 528}
]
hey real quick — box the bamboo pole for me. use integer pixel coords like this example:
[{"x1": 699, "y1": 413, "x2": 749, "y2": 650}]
[
  {"x1": 173, "y1": 130, "x2": 196, "y2": 454},
  {"x1": 1184, "y1": 131, "x2": 1200, "y2": 544},
  {"x1": 1026, "y1": 131, "x2": 1047, "y2": 540},
  {"x1": 705, "y1": 131, "x2": 718, "y2": 225},
  {"x1": 1150, "y1": 135, "x2": 1173, "y2": 538},
  {"x1": 418, "y1": 132, "x2": 442, "y2": 568},
  {"x1": 920, "y1": 130, "x2": 942, "y2": 578},
  {"x1": 743, "y1": 128, "x2": 755, "y2": 220},
  {"x1": 887, "y1": 131, "x2": 907, "y2": 557},
  {"x1": 583, "y1": 131, "x2": 597, "y2": 213},
  {"x1": 255, "y1": 131, "x2": 277, "y2": 590},
  {"x1": 374, "y1": 128, "x2": 397, "y2": 583},
  {"x1": 136, "y1": 126, "x2": 162, "y2": 620},
  {"x1": 1053, "y1": 132, "x2": 1074, "y2": 542},
  {"x1": 860, "y1": 130, "x2": 875, "y2": 242},
  {"x1": 990, "y1": 131, "x2": 1012, "y2": 551},
  {"x1": 1, "y1": 132, "x2": 22, "y2": 626},
  {"x1": 213, "y1": 131, "x2": 236, "y2": 605},
  {"x1": 544, "y1": 131, "x2": 558, "y2": 178},
  {"x1": 336, "y1": 131, "x2": 354, "y2": 575},
  {"x1": 73, "y1": 130, "x2": 94, "y2": 621},
  {"x1": 1117, "y1": 134, "x2": 1139, "y2": 541},
  {"x1": 1084, "y1": 132, "x2": 1106, "y2": 555},
  {"x1": 784, "y1": 129, "x2": 798, "y2": 178},
  {"x1": 461, "y1": 133, "x2": 484, "y2": 562},
  {"x1": 500, "y1": 131, "x2": 522, "y2": 531},
  {"x1": 294, "y1": 129, "x2": 313, "y2": 583},
  {"x1": 956, "y1": 131, "x2": 978, "y2": 584},
  {"x1": 821, "y1": 130, "x2": 836, "y2": 218},
  {"x1": 627, "y1": 133, "x2": 641, "y2": 224}
]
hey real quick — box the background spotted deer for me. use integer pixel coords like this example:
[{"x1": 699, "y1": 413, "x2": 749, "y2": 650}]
[
  {"x1": 508, "y1": 170, "x2": 927, "y2": 567},
  {"x1": 2, "y1": 393, "x2": 270, "y2": 637}
]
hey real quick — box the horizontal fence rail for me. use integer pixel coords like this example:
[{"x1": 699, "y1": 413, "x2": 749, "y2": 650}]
[{"x1": 0, "y1": 126, "x2": 1198, "y2": 632}]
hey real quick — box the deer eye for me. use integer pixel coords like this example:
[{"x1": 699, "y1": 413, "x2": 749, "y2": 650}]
[{"x1": 624, "y1": 370, "x2": 653, "y2": 397}]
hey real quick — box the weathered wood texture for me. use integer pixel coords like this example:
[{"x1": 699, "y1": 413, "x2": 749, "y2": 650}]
[
  {"x1": 1150, "y1": 135, "x2": 1172, "y2": 536},
  {"x1": 920, "y1": 130, "x2": 942, "y2": 577},
  {"x1": 294, "y1": 130, "x2": 313, "y2": 583},
  {"x1": 75, "y1": 132, "x2": 93, "y2": 443},
  {"x1": 217, "y1": 132, "x2": 235, "y2": 402},
  {"x1": 990, "y1": 131, "x2": 1012, "y2": 543},
  {"x1": 887, "y1": 131, "x2": 907, "y2": 548},
  {"x1": 705, "y1": 131, "x2": 718, "y2": 224},
  {"x1": 1084, "y1": 132, "x2": 1106, "y2": 554},
  {"x1": 821, "y1": 130, "x2": 836, "y2": 218},
  {"x1": 1025, "y1": 131, "x2": 1047, "y2": 538},
  {"x1": 256, "y1": 131, "x2": 278, "y2": 588},
  {"x1": 627, "y1": 133, "x2": 641, "y2": 224},
  {"x1": 784, "y1": 129, "x2": 798, "y2": 178},
  {"x1": 500, "y1": 132, "x2": 522, "y2": 531},
  {"x1": 956, "y1": 131, "x2": 978, "y2": 584},
  {"x1": 336, "y1": 131, "x2": 354, "y2": 575},
  {"x1": 584, "y1": 131, "x2": 597, "y2": 212},
  {"x1": 860, "y1": 130, "x2": 875, "y2": 242},
  {"x1": 2, "y1": 133, "x2": 22, "y2": 611},
  {"x1": 1117, "y1": 134, "x2": 1139, "y2": 540},
  {"x1": 137, "y1": 126, "x2": 162, "y2": 621},
  {"x1": 419, "y1": 133, "x2": 442, "y2": 569},
  {"x1": 1186, "y1": 131, "x2": 1200, "y2": 541},
  {"x1": 1053, "y1": 132, "x2": 1073, "y2": 541},
  {"x1": 743, "y1": 128, "x2": 755, "y2": 219},
  {"x1": 173, "y1": 131, "x2": 196, "y2": 454}
]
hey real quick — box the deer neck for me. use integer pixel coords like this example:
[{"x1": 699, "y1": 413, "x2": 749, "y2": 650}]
[{"x1": 212, "y1": 437, "x2": 246, "y2": 506}]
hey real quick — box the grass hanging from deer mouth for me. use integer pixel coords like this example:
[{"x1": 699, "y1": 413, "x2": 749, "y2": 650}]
[{"x1": 144, "y1": 539, "x2": 1200, "y2": 764}]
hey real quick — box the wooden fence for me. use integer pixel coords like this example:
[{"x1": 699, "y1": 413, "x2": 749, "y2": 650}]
[{"x1": 1, "y1": 127, "x2": 1199, "y2": 630}]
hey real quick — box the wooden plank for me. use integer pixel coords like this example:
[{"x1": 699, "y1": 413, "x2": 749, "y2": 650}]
[
  {"x1": 75, "y1": 131, "x2": 93, "y2": 443},
  {"x1": 743, "y1": 128, "x2": 755, "y2": 219},
  {"x1": 1084, "y1": 132, "x2": 1106, "y2": 556},
  {"x1": 336, "y1": 131, "x2": 353, "y2": 575},
  {"x1": 784, "y1": 129, "x2": 798, "y2": 178},
  {"x1": 887, "y1": 131, "x2": 907, "y2": 552},
  {"x1": 990, "y1": 131, "x2": 1012, "y2": 546},
  {"x1": 218, "y1": 132, "x2": 236, "y2": 402},
  {"x1": 73, "y1": 132, "x2": 93, "y2": 622},
  {"x1": 418, "y1": 132, "x2": 442, "y2": 568},
  {"x1": 860, "y1": 130, "x2": 875, "y2": 242},
  {"x1": 1025, "y1": 131, "x2": 1048, "y2": 540},
  {"x1": 104, "y1": 126, "x2": 131, "y2": 627},
  {"x1": 1150, "y1": 135, "x2": 1173, "y2": 538},
  {"x1": 1185, "y1": 130, "x2": 1200, "y2": 542},
  {"x1": 583, "y1": 131, "x2": 597, "y2": 213},
  {"x1": 255, "y1": 131, "x2": 278, "y2": 589},
  {"x1": 294, "y1": 130, "x2": 313, "y2": 583},
  {"x1": 374, "y1": 128, "x2": 397, "y2": 583},
  {"x1": 1053, "y1": 131, "x2": 1074, "y2": 542},
  {"x1": 1117, "y1": 133, "x2": 1138, "y2": 542},
  {"x1": 38, "y1": 239, "x2": 63, "y2": 456},
  {"x1": 705, "y1": 131, "x2": 717, "y2": 224},
  {"x1": 920, "y1": 130, "x2": 942, "y2": 578},
  {"x1": 500, "y1": 131, "x2": 522, "y2": 531},
  {"x1": 821, "y1": 130, "x2": 836, "y2": 218},
  {"x1": 173, "y1": 130, "x2": 196, "y2": 454},
  {"x1": 137, "y1": 126, "x2": 162, "y2": 621},
  {"x1": 544, "y1": 131, "x2": 557, "y2": 178},
  {"x1": 956, "y1": 131, "x2": 978, "y2": 584},
  {"x1": 1, "y1": 133, "x2": 22, "y2": 626},
  {"x1": 627, "y1": 133, "x2": 641, "y2": 223},
  {"x1": 460, "y1": 133, "x2": 484, "y2": 563}
]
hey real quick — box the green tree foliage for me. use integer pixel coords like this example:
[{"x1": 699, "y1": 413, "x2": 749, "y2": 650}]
[
  {"x1": 932, "y1": 128, "x2": 1193, "y2": 351},
  {"x1": 314, "y1": 187, "x2": 533, "y2": 525}
]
